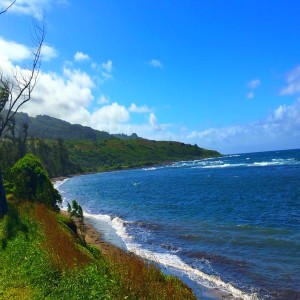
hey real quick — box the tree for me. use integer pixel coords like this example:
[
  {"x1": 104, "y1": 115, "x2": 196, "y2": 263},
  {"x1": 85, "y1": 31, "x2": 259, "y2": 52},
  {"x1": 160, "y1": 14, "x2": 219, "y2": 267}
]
[
  {"x1": 67, "y1": 200, "x2": 85, "y2": 242},
  {"x1": 67, "y1": 200, "x2": 84, "y2": 222},
  {"x1": 0, "y1": 1, "x2": 16, "y2": 16},
  {"x1": 0, "y1": 2, "x2": 45, "y2": 217},
  {"x1": 11, "y1": 154, "x2": 61, "y2": 210}
]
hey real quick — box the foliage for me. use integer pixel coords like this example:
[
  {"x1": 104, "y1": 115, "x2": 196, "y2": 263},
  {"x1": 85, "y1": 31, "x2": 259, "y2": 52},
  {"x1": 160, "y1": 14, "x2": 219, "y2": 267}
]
[
  {"x1": 0, "y1": 138, "x2": 81, "y2": 178},
  {"x1": 1, "y1": 111, "x2": 221, "y2": 181},
  {"x1": 67, "y1": 138, "x2": 221, "y2": 172},
  {"x1": 67, "y1": 200, "x2": 85, "y2": 244},
  {"x1": 0, "y1": 201, "x2": 197, "y2": 299},
  {"x1": 11, "y1": 154, "x2": 61, "y2": 209},
  {"x1": 67, "y1": 200, "x2": 83, "y2": 222},
  {"x1": 14, "y1": 112, "x2": 114, "y2": 141}
]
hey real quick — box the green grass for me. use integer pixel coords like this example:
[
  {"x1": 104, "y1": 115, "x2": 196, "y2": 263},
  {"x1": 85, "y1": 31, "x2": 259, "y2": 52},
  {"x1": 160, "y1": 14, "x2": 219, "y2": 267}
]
[
  {"x1": 67, "y1": 138, "x2": 221, "y2": 172},
  {"x1": 0, "y1": 201, "x2": 197, "y2": 300}
]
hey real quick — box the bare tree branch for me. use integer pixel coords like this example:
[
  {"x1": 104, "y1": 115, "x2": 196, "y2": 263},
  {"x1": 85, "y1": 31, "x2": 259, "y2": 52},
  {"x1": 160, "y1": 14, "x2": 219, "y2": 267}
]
[
  {"x1": 0, "y1": 0, "x2": 16, "y2": 15},
  {"x1": 0, "y1": 20, "x2": 46, "y2": 138}
]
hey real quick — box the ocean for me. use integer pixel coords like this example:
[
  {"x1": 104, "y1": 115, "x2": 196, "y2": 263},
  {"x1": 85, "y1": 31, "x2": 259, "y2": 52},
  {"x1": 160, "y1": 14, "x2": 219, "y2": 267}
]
[{"x1": 55, "y1": 149, "x2": 300, "y2": 299}]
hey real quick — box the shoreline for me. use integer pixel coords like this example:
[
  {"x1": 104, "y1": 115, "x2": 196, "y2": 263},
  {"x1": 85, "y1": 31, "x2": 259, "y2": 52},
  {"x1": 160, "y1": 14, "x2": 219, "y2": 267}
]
[
  {"x1": 62, "y1": 210, "x2": 223, "y2": 300},
  {"x1": 50, "y1": 156, "x2": 223, "y2": 185},
  {"x1": 60, "y1": 210, "x2": 128, "y2": 259},
  {"x1": 61, "y1": 206, "x2": 249, "y2": 300},
  {"x1": 54, "y1": 174, "x2": 257, "y2": 300}
]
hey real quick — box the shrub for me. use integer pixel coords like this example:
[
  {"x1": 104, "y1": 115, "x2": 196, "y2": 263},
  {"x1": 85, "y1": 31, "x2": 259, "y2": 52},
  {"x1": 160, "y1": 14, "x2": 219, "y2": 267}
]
[
  {"x1": 11, "y1": 154, "x2": 61, "y2": 210},
  {"x1": 67, "y1": 200, "x2": 83, "y2": 222}
]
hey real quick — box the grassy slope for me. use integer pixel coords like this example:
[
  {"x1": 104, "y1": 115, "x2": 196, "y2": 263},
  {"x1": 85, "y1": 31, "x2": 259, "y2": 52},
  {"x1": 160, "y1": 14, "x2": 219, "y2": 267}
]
[
  {"x1": 67, "y1": 138, "x2": 221, "y2": 171},
  {"x1": 0, "y1": 201, "x2": 196, "y2": 300}
]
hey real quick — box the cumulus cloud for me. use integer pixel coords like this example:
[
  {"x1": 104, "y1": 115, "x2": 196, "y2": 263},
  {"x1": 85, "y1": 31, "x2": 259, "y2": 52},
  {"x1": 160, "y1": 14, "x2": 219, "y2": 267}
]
[
  {"x1": 63, "y1": 67, "x2": 94, "y2": 89},
  {"x1": 41, "y1": 44, "x2": 57, "y2": 61},
  {"x1": 148, "y1": 59, "x2": 163, "y2": 68},
  {"x1": 91, "y1": 103, "x2": 129, "y2": 129},
  {"x1": 280, "y1": 65, "x2": 300, "y2": 95},
  {"x1": 185, "y1": 99, "x2": 300, "y2": 153},
  {"x1": 74, "y1": 51, "x2": 90, "y2": 62},
  {"x1": 0, "y1": 37, "x2": 31, "y2": 62},
  {"x1": 20, "y1": 67, "x2": 94, "y2": 125},
  {"x1": 129, "y1": 103, "x2": 151, "y2": 113},
  {"x1": 0, "y1": 37, "x2": 57, "y2": 63},
  {"x1": 0, "y1": 0, "x2": 66, "y2": 19}
]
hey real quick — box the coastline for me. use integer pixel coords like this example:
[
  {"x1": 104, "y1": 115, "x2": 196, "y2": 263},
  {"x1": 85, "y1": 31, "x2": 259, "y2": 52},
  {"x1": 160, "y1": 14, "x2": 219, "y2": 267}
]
[
  {"x1": 60, "y1": 210, "x2": 128, "y2": 259},
  {"x1": 54, "y1": 173, "x2": 259, "y2": 300},
  {"x1": 61, "y1": 209, "x2": 226, "y2": 300}
]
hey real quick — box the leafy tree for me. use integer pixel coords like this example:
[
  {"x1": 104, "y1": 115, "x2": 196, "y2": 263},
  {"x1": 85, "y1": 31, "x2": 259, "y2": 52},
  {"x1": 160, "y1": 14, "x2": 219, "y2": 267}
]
[
  {"x1": 0, "y1": 1, "x2": 45, "y2": 217},
  {"x1": 11, "y1": 154, "x2": 61, "y2": 210},
  {"x1": 67, "y1": 200, "x2": 85, "y2": 242},
  {"x1": 67, "y1": 200, "x2": 83, "y2": 222}
]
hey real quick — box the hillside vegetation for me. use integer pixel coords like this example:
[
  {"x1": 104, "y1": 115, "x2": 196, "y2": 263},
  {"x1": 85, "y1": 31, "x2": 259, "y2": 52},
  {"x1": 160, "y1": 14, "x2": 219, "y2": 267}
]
[
  {"x1": 0, "y1": 155, "x2": 196, "y2": 299},
  {"x1": 67, "y1": 138, "x2": 220, "y2": 171},
  {"x1": 1, "y1": 113, "x2": 221, "y2": 177},
  {"x1": 0, "y1": 200, "x2": 196, "y2": 300},
  {"x1": 14, "y1": 112, "x2": 138, "y2": 141}
]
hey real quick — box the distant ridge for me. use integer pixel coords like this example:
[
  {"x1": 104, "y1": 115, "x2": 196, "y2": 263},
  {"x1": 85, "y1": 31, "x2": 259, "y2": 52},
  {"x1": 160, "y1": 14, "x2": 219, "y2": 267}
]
[
  {"x1": 14, "y1": 112, "x2": 138, "y2": 141},
  {"x1": 5, "y1": 111, "x2": 221, "y2": 174}
]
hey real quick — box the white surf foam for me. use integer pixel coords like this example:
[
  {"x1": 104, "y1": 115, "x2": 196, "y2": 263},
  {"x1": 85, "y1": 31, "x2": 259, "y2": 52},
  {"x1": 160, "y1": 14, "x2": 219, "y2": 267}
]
[
  {"x1": 252, "y1": 158, "x2": 299, "y2": 167},
  {"x1": 202, "y1": 163, "x2": 247, "y2": 169},
  {"x1": 84, "y1": 211, "x2": 258, "y2": 300},
  {"x1": 143, "y1": 167, "x2": 157, "y2": 171},
  {"x1": 192, "y1": 158, "x2": 299, "y2": 169},
  {"x1": 53, "y1": 178, "x2": 69, "y2": 189},
  {"x1": 225, "y1": 154, "x2": 241, "y2": 158}
]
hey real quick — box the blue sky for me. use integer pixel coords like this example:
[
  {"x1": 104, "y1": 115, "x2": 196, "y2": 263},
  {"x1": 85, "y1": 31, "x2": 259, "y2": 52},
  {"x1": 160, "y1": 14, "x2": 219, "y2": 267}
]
[{"x1": 1, "y1": 0, "x2": 300, "y2": 153}]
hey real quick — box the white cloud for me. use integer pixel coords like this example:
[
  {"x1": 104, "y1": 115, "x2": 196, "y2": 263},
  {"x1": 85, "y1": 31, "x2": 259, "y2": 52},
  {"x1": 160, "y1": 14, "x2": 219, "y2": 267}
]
[
  {"x1": 280, "y1": 65, "x2": 300, "y2": 95},
  {"x1": 63, "y1": 67, "x2": 94, "y2": 89},
  {"x1": 98, "y1": 94, "x2": 110, "y2": 105},
  {"x1": 0, "y1": 0, "x2": 53, "y2": 19},
  {"x1": 0, "y1": 37, "x2": 31, "y2": 62},
  {"x1": 246, "y1": 92, "x2": 254, "y2": 99},
  {"x1": 246, "y1": 79, "x2": 261, "y2": 99},
  {"x1": 148, "y1": 59, "x2": 163, "y2": 68},
  {"x1": 91, "y1": 60, "x2": 113, "y2": 81},
  {"x1": 20, "y1": 68, "x2": 94, "y2": 124},
  {"x1": 41, "y1": 44, "x2": 57, "y2": 61},
  {"x1": 0, "y1": 37, "x2": 57, "y2": 63},
  {"x1": 102, "y1": 60, "x2": 112, "y2": 73},
  {"x1": 149, "y1": 113, "x2": 161, "y2": 130},
  {"x1": 74, "y1": 51, "x2": 90, "y2": 62},
  {"x1": 0, "y1": 0, "x2": 68, "y2": 19},
  {"x1": 90, "y1": 60, "x2": 114, "y2": 82},
  {"x1": 129, "y1": 103, "x2": 151, "y2": 113},
  {"x1": 185, "y1": 99, "x2": 300, "y2": 153},
  {"x1": 248, "y1": 79, "x2": 261, "y2": 89},
  {"x1": 91, "y1": 103, "x2": 130, "y2": 128}
]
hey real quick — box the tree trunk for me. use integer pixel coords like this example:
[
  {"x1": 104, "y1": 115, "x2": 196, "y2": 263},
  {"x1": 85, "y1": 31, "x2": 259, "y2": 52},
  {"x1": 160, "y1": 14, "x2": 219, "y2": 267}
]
[{"x1": 0, "y1": 169, "x2": 8, "y2": 217}]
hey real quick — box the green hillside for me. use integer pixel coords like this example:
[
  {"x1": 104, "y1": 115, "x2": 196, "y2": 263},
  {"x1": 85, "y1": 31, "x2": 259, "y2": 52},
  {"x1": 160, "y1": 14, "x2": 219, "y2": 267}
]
[
  {"x1": 1, "y1": 112, "x2": 221, "y2": 177},
  {"x1": 67, "y1": 138, "x2": 220, "y2": 171},
  {"x1": 0, "y1": 199, "x2": 196, "y2": 300},
  {"x1": 14, "y1": 113, "x2": 116, "y2": 141}
]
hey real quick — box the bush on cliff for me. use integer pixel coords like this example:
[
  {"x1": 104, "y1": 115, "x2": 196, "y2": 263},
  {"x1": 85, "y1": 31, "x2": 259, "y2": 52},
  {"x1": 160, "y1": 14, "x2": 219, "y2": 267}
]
[{"x1": 11, "y1": 154, "x2": 61, "y2": 210}]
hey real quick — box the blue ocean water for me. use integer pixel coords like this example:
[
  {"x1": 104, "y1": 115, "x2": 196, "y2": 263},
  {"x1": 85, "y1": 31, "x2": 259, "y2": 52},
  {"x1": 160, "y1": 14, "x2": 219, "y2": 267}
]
[{"x1": 56, "y1": 149, "x2": 300, "y2": 299}]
